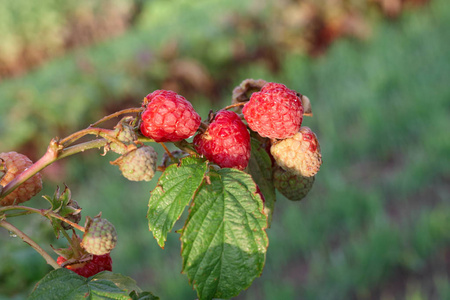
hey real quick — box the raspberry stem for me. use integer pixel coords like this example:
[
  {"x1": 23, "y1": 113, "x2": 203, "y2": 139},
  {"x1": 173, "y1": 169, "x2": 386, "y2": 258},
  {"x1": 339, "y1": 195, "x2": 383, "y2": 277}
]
[
  {"x1": 60, "y1": 128, "x2": 117, "y2": 146},
  {"x1": 173, "y1": 140, "x2": 197, "y2": 156},
  {"x1": 0, "y1": 138, "x2": 108, "y2": 199},
  {"x1": 0, "y1": 219, "x2": 60, "y2": 269},
  {"x1": 89, "y1": 107, "x2": 143, "y2": 128},
  {"x1": 160, "y1": 143, "x2": 175, "y2": 160},
  {"x1": 48, "y1": 212, "x2": 85, "y2": 232},
  {"x1": 0, "y1": 205, "x2": 85, "y2": 232},
  {"x1": 222, "y1": 102, "x2": 247, "y2": 111}
]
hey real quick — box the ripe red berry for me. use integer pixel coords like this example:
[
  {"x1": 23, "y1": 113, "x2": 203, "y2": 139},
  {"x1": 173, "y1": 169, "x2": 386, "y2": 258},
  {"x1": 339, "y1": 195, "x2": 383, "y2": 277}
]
[
  {"x1": 194, "y1": 110, "x2": 251, "y2": 170},
  {"x1": 0, "y1": 152, "x2": 42, "y2": 206},
  {"x1": 57, "y1": 253, "x2": 112, "y2": 278},
  {"x1": 243, "y1": 82, "x2": 303, "y2": 139},
  {"x1": 140, "y1": 90, "x2": 201, "y2": 142}
]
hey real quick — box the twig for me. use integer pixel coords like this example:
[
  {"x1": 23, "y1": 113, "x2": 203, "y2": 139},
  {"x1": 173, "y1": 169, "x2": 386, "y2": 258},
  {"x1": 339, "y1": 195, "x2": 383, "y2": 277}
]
[
  {"x1": 89, "y1": 107, "x2": 143, "y2": 128},
  {"x1": 222, "y1": 102, "x2": 246, "y2": 111},
  {"x1": 0, "y1": 138, "x2": 108, "y2": 199},
  {"x1": 0, "y1": 220, "x2": 60, "y2": 269}
]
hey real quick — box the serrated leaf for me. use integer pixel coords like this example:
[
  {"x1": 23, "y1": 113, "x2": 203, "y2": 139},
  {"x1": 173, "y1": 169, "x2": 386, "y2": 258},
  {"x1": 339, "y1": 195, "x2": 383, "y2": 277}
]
[
  {"x1": 129, "y1": 291, "x2": 160, "y2": 300},
  {"x1": 181, "y1": 168, "x2": 268, "y2": 300},
  {"x1": 91, "y1": 272, "x2": 142, "y2": 294},
  {"x1": 248, "y1": 137, "x2": 276, "y2": 226},
  {"x1": 148, "y1": 156, "x2": 207, "y2": 248},
  {"x1": 29, "y1": 269, "x2": 131, "y2": 300}
]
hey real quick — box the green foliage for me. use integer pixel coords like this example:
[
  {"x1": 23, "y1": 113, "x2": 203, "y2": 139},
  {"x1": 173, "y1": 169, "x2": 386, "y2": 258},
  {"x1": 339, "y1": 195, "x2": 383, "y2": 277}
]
[
  {"x1": 247, "y1": 137, "x2": 276, "y2": 225},
  {"x1": 180, "y1": 168, "x2": 267, "y2": 299},
  {"x1": 1, "y1": 0, "x2": 450, "y2": 299},
  {"x1": 29, "y1": 269, "x2": 156, "y2": 300},
  {"x1": 148, "y1": 156, "x2": 207, "y2": 248}
]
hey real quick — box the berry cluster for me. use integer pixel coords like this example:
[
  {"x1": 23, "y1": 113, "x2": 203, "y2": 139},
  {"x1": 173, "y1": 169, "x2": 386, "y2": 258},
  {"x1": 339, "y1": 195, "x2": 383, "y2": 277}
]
[
  {"x1": 0, "y1": 78, "x2": 323, "y2": 297},
  {"x1": 136, "y1": 80, "x2": 322, "y2": 200}
]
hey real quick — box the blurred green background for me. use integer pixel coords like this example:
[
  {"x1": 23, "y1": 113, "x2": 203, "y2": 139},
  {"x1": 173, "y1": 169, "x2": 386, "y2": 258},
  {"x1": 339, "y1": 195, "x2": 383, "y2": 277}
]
[{"x1": 0, "y1": 0, "x2": 449, "y2": 299}]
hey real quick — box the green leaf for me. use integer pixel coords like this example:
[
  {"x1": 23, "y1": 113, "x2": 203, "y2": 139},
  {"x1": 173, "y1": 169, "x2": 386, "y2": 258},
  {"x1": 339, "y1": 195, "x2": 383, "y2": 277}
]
[
  {"x1": 181, "y1": 168, "x2": 268, "y2": 300},
  {"x1": 247, "y1": 137, "x2": 276, "y2": 226},
  {"x1": 42, "y1": 185, "x2": 78, "y2": 238},
  {"x1": 29, "y1": 269, "x2": 131, "y2": 300},
  {"x1": 129, "y1": 291, "x2": 160, "y2": 300},
  {"x1": 91, "y1": 272, "x2": 142, "y2": 294},
  {"x1": 148, "y1": 156, "x2": 207, "y2": 248}
]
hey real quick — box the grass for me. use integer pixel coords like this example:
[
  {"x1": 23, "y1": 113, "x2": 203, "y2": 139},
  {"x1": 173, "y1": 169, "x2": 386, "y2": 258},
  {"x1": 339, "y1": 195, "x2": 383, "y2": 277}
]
[{"x1": 1, "y1": 0, "x2": 449, "y2": 299}]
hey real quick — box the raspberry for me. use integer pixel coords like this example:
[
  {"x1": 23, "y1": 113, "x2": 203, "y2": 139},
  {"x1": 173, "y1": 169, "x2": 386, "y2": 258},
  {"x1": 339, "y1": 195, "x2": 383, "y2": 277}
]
[
  {"x1": 231, "y1": 78, "x2": 268, "y2": 114},
  {"x1": 81, "y1": 216, "x2": 117, "y2": 255},
  {"x1": 140, "y1": 90, "x2": 201, "y2": 142},
  {"x1": 111, "y1": 145, "x2": 158, "y2": 181},
  {"x1": 0, "y1": 152, "x2": 42, "y2": 206},
  {"x1": 270, "y1": 127, "x2": 322, "y2": 177},
  {"x1": 273, "y1": 166, "x2": 315, "y2": 201},
  {"x1": 243, "y1": 82, "x2": 303, "y2": 139},
  {"x1": 61, "y1": 199, "x2": 82, "y2": 230},
  {"x1": 57, "y1": 253, "x2": 112, "y2": 278},
  {"x1": 110, "y1": 117, "x2": 137, "y2": 154},
  {"x1": 194, "y1": 110, "x2": 251, "y2": 170}
]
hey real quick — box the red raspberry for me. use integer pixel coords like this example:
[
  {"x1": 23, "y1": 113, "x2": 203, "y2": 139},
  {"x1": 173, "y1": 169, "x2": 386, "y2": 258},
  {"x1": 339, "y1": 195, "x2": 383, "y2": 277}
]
[
  {"x1": 243, "y1": 82, "x2": 303, "y2": 139},
  {"x1": 194, "y1": 110, "x2": 250, "y2": 170},
  {"x1": 140, "y1": 90, "x2": 201, "y2": 142},
  {"x1": 57, "y1": 253, "x2": 112, "y2": 278},
  {"x1": 270, "y1": 127, "x2": 322, "y2": 177},
  {"x1": 0, "y1": 152, "x2": 42, "y2": 206}
]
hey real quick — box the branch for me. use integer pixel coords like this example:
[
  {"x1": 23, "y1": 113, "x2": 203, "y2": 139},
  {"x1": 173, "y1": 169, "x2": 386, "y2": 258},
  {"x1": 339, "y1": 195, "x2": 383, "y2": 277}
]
[{"x1": 0, "y1": 219, "x2": 60, "y2": 269}]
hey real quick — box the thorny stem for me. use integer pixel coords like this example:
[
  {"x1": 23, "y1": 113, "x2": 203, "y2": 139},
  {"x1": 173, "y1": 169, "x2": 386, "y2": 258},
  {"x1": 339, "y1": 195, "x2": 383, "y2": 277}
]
[
  {"x1": 49, "y1": 213, "x2": 85, "y2": 232},
  {"x1": 0, "y1": 205, "x2": 42, "y2": 215},
  {"x1": 0, "y1": 219, "x2": 60, "y2": 269},
  {"x1": 0, "y1": 205, "x2": 85, "y2": 232},
  {"x1": 0, "y1": 139, "x2": 62, "y2": 198},
  {"x1": 89, "y1": 107, "x2": 144, "y2": 128},
  {"x1": 0, "y1": 138, "x2": 108, "y2": 199},
  {"x1": 60, "y1": 127, "x2": 114, "y2": 146},
  {"x1": 58, "y1": 139, "x2": 108, "y2": 160}
]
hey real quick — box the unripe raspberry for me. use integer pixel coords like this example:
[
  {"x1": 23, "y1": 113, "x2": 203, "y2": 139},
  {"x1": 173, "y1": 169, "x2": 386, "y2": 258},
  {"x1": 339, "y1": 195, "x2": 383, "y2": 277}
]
[
  {"x1": 81, "y1": 216, "x2": 117, "y2": 256},
  {"x1": 273, "y1": 166, "x2": 315, "y2": 201},
  {"x1": 243, "y1": 82, "x2": 303, "y2": 139},
  {"x1": 140, "y1": 90, "x2": 201, "y2": 142},
  {"x1": 270, "y1": 127, "x2": 322, "y2": 177},
  {"x1": 61, "y1": 199, "x2": 82, "y2": 230},
  {"x1": 194, "y1": 110, "x2": 251, "y2": 170},
  {"x1": 111, "y1": 146, "x2": 158, "y2": 181},
  {"x1": 110, "y1": 117, "x2": 137, "y2": 154},
  {"x1": 0, "y1": 152, "x2": 42, "y2": 206}
]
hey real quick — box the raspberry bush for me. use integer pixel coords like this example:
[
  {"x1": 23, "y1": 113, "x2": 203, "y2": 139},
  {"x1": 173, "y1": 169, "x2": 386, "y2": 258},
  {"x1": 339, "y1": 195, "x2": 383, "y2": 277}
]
[{"x1": 0, "y1": 79, "x2": 322, "y2": 300}]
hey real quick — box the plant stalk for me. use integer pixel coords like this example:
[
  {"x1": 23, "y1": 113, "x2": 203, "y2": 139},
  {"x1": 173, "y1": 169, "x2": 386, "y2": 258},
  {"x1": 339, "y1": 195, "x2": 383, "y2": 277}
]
[
  {"x1": 0, "y1": 138, "x2": 108, "y2": 199},
  {"x1": 0, "y1": 220, "x2": 60, "y2": 269}
]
